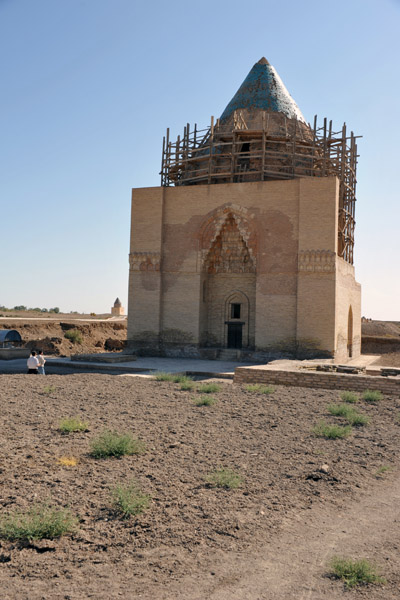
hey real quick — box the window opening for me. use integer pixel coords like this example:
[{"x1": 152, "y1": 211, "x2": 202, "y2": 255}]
[{"x1": 231, "y1": 303, "x2": 241, "y2": 319}]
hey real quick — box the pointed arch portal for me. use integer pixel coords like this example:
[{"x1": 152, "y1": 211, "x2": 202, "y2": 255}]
[{"x1": 201, "y1": 213, "x2": 256, "y2": 349}]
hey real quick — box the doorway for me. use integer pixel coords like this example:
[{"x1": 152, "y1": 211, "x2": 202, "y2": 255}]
[{"x1": 227, "y1": 323, "x2": 243, "y2": 348}]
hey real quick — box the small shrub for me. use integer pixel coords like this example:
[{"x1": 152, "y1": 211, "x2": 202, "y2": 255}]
[
  {"x1": 340, "y1": 391, "x2": 359, "y2": 403},
  {"x1": 362, "y1": 390, "x2": 383, "y2": 403},
  {"x1": 194, "y1": 395, "x2": 217, "y2": 407},
  {"x1": 197, "y1": 382, "x2": 221, "y2": 394},
  {"x1": 59, "y1": 417, "x2": 89, "y2": 433},
  {"x1": 58, "y1": 456, "x2": 78, "y2": 467},
  {"x1": 172, "y1": 374, "x2": 193, "y2": 384},
  {"x1": 42, "y1": 385, "x2": 56, "y2": 395},
  {"x1": 330, "y1": 556, "x2": 384, "y2": 588},
  {"x1": 327, "y1": 404, "x2": 369, "y2": 426},
  {"x1": 206, "y1": 468, "x2": 242, "y2": 489},
  {"x1": 375, "y1": 465, "x2": 393, "y2": 477},
  {"x1": 90, "y1": 430, "x2": 145, "y2": 458},
  {"x1": 154, "y1": 372, "x2": 194, "y2": 385},
  {"x1": 246, "y1": 384, "x2": 274, "y2": 394},
  {"x1": 64, "y1": 330, "x2": 83, "y2": 344},
  {"x1": 347, "y1": 412, "x2": 369, "y2": 426},
  {"x1": 154, "y1": 372, "x2": 175, "y2": 381},
  {"x1": 312, "y1": 421, "x2": 352, "y2": 439},
  {"x1": 111, "y1": 480, "x2": 150, "y2": 518},
  {"x1": 179, "y1": 377, "x2": 196, "y2": 391},
  {"x1": 0, "y1": 504, "x2": 77, "y2": 541}
]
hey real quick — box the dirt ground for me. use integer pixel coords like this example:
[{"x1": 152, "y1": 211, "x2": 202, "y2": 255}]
[
  {"x1": 0, "y1": 319, "x2": 127, "y2": 356},
  {"x1": 0, "y1": 373, "x2": 399, "y2": 599}
]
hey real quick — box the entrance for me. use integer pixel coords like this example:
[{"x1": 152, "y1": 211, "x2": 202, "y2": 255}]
[{"x1": 227, "y1": 323, "x2": 243, "y2": 349}]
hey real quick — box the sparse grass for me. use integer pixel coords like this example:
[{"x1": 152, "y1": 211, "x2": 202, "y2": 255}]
[
  {"x1": 154, "y1": 372, "x2": 194, "y2": 384},
  {"x1": 206, "y1": 468, "x2": 242, "y2": 489},
  {"x1": 312, "y1": 420, "x2": 352, "y2": 439},
  {"x1": 0, "y1": 504, "x2": 77, "y2": 541},
  {"x1": 194, "y1": 395, "x2": 217, "y2": 407},
  {"x1": 90, "y1": 430, "x2": 145, "y2": 458},
  {"x1": 111, "y1": 480, "x2": 150, "y2": 519},
  {"x1": 396, "y1": 413, "x2": 400, "y2": 425},
  {"x1": 59, "y1": 417, "x2": 89, "y2": 433},
  {"x1": 58, "y1": 456, "x2": 78, "y2": 467},
  {"x1": 173, "y1": 374, "x2": 193, "y2": 384},
  {"x1": 362, "y1": 390, "x2": 383, "y2": 403},
  {"x1": 246, "y1": 384, "x2": 274, "y2": 394},
  {"x1": 42, "y1": 385, "x2": 56, "y2": 395},
  {"x1": 327, "y1": 404, "x2": 369, "y2": 426},
  {"x1": 197, "y1": 382, "x2": 221, "y2": 394},
  {"x1": 340, "y1": 391, "x2": 359, "y2": 403},
  {"x1": 180, "y1": 377, "x2": 196, "y2": 391},
  {"x1": 154, "y1": 371, "x2": 175, "y2": 381},
  {"x1": 330, "y1": 556, "x2": 384, "y2": 588},
  {"x1": 64, "y1": 329, "x2": 83, "y2": 344},
  {"x1": 375, "y1": 465, "x2": 393, "y2": 477}
]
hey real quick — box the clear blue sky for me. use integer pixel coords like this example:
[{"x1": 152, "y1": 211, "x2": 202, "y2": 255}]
[{"x1": 1, "y1": 0, "x2": 399, "y2": 319}]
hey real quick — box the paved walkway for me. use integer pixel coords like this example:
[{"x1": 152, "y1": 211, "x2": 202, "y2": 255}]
[{"x1": 0, "y1": 356, "x2": 256, "y2": 377}]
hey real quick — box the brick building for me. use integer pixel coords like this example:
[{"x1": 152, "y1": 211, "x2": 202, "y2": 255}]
[{"x1": 127, "y1": 58, "x2": 361, "y2": 361}]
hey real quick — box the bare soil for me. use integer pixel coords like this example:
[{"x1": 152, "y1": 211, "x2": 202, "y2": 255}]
[
  {"x1": 0, "y1": 373, "x2": 399, "y2": 599},
  {"x1": 0, "y1": 319, "x2": 127, "y2": 356}
]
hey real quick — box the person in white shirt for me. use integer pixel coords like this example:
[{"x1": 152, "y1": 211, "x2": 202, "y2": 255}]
[
  {"x1": 27, "y1": 351, "x2": 39, "y2": 374},
  {"x1": 37, "y1": 349, "x2": 46, "y2": 375}
]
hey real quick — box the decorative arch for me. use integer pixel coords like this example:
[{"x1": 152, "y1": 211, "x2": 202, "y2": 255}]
[
  {"x1": 198, "y1": 204, "x2": 257, "y2": 271},
  {"x1": 224, "y1": 290, "x2": 251, "y2": 348},
  {"x1": 203, "y1": 213, "x2": 255, "y2": 275}
]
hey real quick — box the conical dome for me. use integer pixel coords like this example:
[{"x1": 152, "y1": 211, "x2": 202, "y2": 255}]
[
  {"x1": 114, "y1": 298, "x2": 122, "y2": 307},
  {"x1": 220, "y1": 57, "x2": 306, "y2": 124}
]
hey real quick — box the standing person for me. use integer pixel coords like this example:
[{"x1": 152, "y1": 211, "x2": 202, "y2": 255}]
[
  {"x1": 27, "y1": 351, "x2": 39, "y2": 374},
  {"x1": 37, "y1": 349, "x2": 46, "y2": 375}
]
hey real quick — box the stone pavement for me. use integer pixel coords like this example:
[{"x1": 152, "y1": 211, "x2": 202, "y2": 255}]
[{"x1": 0, "y1": 356, "x2": 257, "y2": 378}]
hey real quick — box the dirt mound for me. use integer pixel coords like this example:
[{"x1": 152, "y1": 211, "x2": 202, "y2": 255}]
[
  {"x1": 0, "y1": 319, "x2": 127, "y2": 356},
  {"x1": 362, "y1": 320, "x2": 400, "y2": 338}
]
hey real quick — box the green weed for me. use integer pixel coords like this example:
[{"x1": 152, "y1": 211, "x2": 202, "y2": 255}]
[
  {"x1": 375, "y1": 465, "x2": 393, "y2": 477},
  {"x1": 64, "y1": 330, "x2": 83, "y2": 344},
  {"x1": 42, "y1": 385, "x2": 56, "y2": 395},
  {"x1": 330, "y1": 556, "x2": 384, "y2": 588},
  {"x1": 59, "y1": 417, "x2": 89, "y2": 433},
  {"x1": 111, "y1": 480, "x2": 150, "y2": 518},
  {"x1": 340, "y1": 391, "x2": 359, "y2": 403},
  {"x1": 154, "y1": 371, "x2": 175, "y2": 381},
  {"x1": 197, "y1": 383, "x2": 221, "y2": 394},
  {"x1": 327, "y1": 404, "x2": 369, "y2": 426},
  {"x1": 312, "y1": 421, "x2": 352, "y2": 439},
  {"x1": 206, "y1": 468, "x2": 242, "y2": 489},
  {"x1": 154, "y1": 372, "x2": 193, "y2": 385},
  {"x1": 362, "y1": 390, "x2": 383, "y2": 403},
  {"x1": 90, "y1": 430, "x2": 145, "y2": 458},
  {"x1": 194, "y1": 395, "x2": 217, "y2": 407},
  {"x1": 246, "y1": 384, "x2": 274, "y2": 394},
  {"x1": 0, "y1": 504, "x2": 77, "y2": 541}
]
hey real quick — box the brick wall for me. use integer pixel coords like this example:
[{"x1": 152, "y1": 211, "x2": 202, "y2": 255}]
[{"x1": 234, "y1": 367, "x2": 400, "y2": 396}]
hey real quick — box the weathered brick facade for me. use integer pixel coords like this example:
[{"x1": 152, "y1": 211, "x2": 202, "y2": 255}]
[
  {"x1": 127, "y1": 58, "x2": 361, "y2": 361},
  {"x1": 127, "y1": 178, "x2": 361, "y2": 361}
]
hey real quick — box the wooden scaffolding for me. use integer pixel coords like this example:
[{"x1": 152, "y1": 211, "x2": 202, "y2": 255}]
[{"x1": 160, "y1": 111, "x2": 360, "y2": 264}]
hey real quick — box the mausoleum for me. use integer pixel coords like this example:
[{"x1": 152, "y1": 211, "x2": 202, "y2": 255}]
[{"x1": 127, "y1": 58, "x2": 361, "y2": 361}]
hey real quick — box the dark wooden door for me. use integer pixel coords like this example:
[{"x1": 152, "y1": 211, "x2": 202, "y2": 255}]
[{"x1": 227, "y1": 323, "x2": 243, "y2": 349}]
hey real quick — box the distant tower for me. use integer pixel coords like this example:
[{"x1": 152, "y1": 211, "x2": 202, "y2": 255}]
[
  {"x1": 128, "y1": 58, "x2": 361, "y2": 361},
  {"x1": 111, "y1": 298, "x2": 125, "y2": 316}
]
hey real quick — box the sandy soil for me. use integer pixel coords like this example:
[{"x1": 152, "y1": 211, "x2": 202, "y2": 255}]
[
  {"x1": 0, "y1": 373, "x2": 399, "y2": 599},
  {"x1": 0, "y1": 320, "x2": 127, "y2": 356}
]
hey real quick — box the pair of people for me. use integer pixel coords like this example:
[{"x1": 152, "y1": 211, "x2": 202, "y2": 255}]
[{"x1": 27, "y1": 350, "x2": 46, "y2": 375}]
